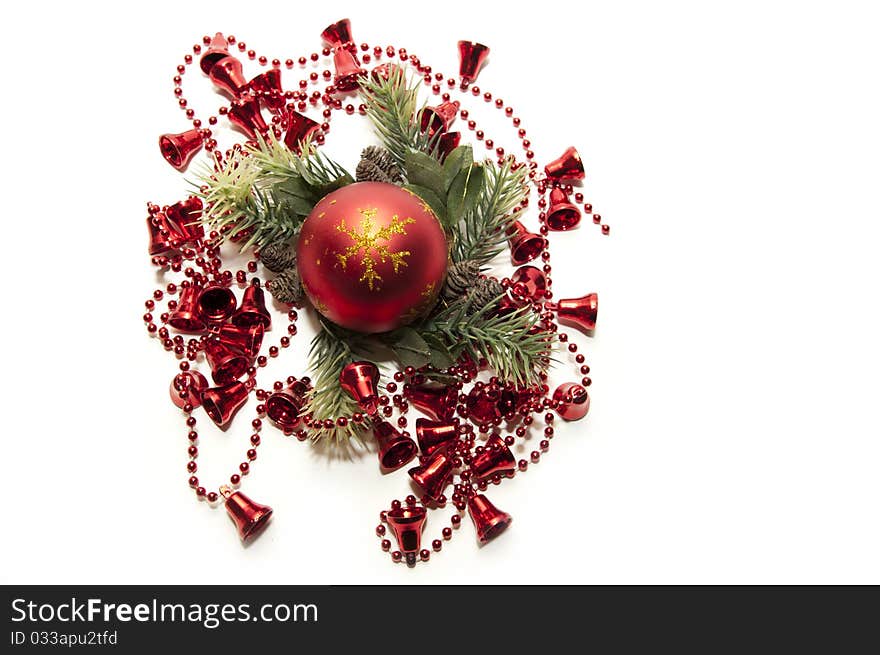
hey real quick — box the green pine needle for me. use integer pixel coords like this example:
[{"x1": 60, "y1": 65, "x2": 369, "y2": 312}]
[
  {"x1": 360, "y1": 66, "x2": 440, "y2": 168},
  {"x1": 453, "y1": 157, "x2": 529, "y2": 265}
]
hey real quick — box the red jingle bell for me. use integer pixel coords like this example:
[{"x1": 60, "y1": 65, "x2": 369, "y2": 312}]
[
  {"x1": 420, "y1": 101, "x2": 460, "y2": 136},
  {"x1": 544, "y1": 146, "x2": 585, "y2": 182},
  {"x1": 466, "y1": 385, "x2": 501, "y2": 425},
  {"x1": 339, "y1": 361, "x2": 381, "y2": 415},
  {"x1": 467, "y1": 494, "x2": 512, "y2": 544},
  {"x1": 201, "y1": 380, "x2": 251, "y2": 428},
  {"x1": 248, "y1": 69, "x2": 285, "y2": 112},
  {"x1": 205, "y1": 339, "x2": 251, "y2": 386},
  {"x1": 197, "y1": 285, "x2": 237, "y2": 324},
  {"x1": 321, "y1": 18, "x2": 354, "y2": 49},
  {"x1": 415, "y1": 418, "x2": 459, "y2": 457},
  {"x1": 437, "y1": 132, "x2": 461, "y2": 161},
  {"x1": 457, "y1": 40, "x2": 490, "y2": 84},
  {"x1": 386, "y1": 505, "x2": 427, "y2": 567},
  {"x1": 497, "y1": 386, "x2": 539, "y2": 416},
  {"x1": 508, "y1": 220, "x2": 547, "y2": 266},
  {"x1": 470, "y1": 435, "x2": 516, "y2": 480},
  {"x1": 545, "y1": 187, "x2": 582, "y2": 231},
  {"x1": 550, "y1": 293, "x2": 598, "y2": 334},
  {"x1": 168, "y1": 284, "x2": 206, "y2": 333},
  {"x1": 404, "y1": 383, "x2": 459, "y2": 422},
  {"x1": 370, "y1": 63, "x2": 400, "y2": 83},
  {"x1": 216, "y1": 322, "x2": 264, "y2": 358},
  {"x1": 553, "y1": 383, "x2": 590, "y2": 421},
  {"x1": 164, "y1": 196, "x2": 205, "y2": 246},
  {"x1": 146, "y1": 212, "x2": 176, "y2": 256},
  {"x1": 266, "y1": 379, "x2": 310, "y2": 429},
  {"x1": 372, "y1": 419, "x2": 418, "y2": 472},
  {"x1": 231, "y1": 283, "x2": 271, "y2": 330},
  {"x1": 408, "y1": 450, "x2": 454, "y2": 500},
  {"x1": 510, "y1": 265, "x2": 547, "y2": 301},
  {"x1": 169, "y1": 370, "x2": 209, "y2": 409},
  {"x1": 158, "y1": 129, "x2": 203, "y2": 172},
  {"x1": 199, "y1": 32, "x2": 230, "y2": 74},
  {"x1": 228, "y1": 96, "x2": 269, "y2": 138},
  {"x1": 331, "y1": 47, "x2": 366, "y2": 92},
  {"x1": 220, "y1": 485, "x2": 273, "y2": 541},
  {"x1": 208, "y1": 55, "x2": 247, "y2": 98},
  {"x1": 284, "y1": 108, "x2": 321, "y2": 153}
]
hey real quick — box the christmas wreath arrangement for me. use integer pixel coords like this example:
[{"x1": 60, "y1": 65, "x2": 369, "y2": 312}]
[{"x1": 145, "y1": 19, "x2": 605, "y2": 566}]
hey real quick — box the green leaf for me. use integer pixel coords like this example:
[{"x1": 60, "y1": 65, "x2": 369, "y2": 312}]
[
  {"x1": 403, "y1": 184, "x2": 448, "y2": 227},
  {"x1": 447, "y1": 164, "x2": 485, "y2": 222},
  {"x1": 313, "y1": 172, "x2": 355, "y2": 197},
  {"x1": 405, "y1": 150, "x2": 447, "y2": 198},
  {"x1": 443, "y1": 145, "x2": 473, "y2": 192},
  {"x1": 387, "y1": 327, "x2": 432, "y2": 369},
  {"x1": 421, "y1": 332, "x2": 455, "y2": 369}
]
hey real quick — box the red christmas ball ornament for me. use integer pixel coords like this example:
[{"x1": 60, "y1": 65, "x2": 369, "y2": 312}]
[{"x1": 297, "y1": 182, "x2": 448, "y2": 333}]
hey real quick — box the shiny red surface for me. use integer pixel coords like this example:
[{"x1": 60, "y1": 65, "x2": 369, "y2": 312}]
[
  {"x1": 202, "y1": 381, "x2": 250, "y2": 428},
  {"x1": 508, "y1": 220, "x2": 547, "y2": 266},
  {"x1": 467, "y1": 494, "x2": 512, "y2": 544},
  {"x1": 457, "y1": 41, "x2": 490, "y2": 84},
  {"x1": 545, "y1": 187, "x2": 582, "y2": 231},
  {"x1": 404, "y1": 383, "x2": 458, "y2": 421},
  {"x1": 415, "y1": 418, "x2": 459, "y2": 457},
  {"x1": 544, "y1": 146, "x2": 585, "y2": 181},
  {"x1": 208, "y1": 55, "x2": 247, "y2": 97},
  {"x1": 339, "y1": 361, "x2": 381, "y2": 415},
  {"x1": 158, "y1": 129, "x2": 203, "y2": 172},
  {"x1": 223, "y1": 489, "x2": 273, "y2": 540},
  {"x1": 284, "y1": 108, "x2": 320, "y2": 153},
  {"x1": 205, "y1": 339, "x2": 250, "y2": 385},
  {"x1": 231, "y1": 284, "x2": 271, "y2": 329},
  {"x1": 169, "y1": 371, "x2": 209, "y2": 409},
  {"x1": 408, "y1": 451, "x2": 454, "y2": 500},
  {"x1": 373, "y1": 419, "x2": 418, "y2": 471},
  {"x1": 386, "y1": 505, "x2": 426, "y2": 561},
  {"x1": 554, "y1": 292, "x2": 598, "y2": 334},
  {"x1": 552, "y1": 383, "x2": 590, "y2": 421},
  {"x1": 470, "y1": 435, "x2": 516, "y2": 480},
  {"x1": 297, "y1": 182, "x2": 448, "y2": 333}
]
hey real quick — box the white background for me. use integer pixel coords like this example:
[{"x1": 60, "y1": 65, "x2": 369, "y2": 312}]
[{"x1": 3, "y1": 0, "x2": 878, "y2": 584}]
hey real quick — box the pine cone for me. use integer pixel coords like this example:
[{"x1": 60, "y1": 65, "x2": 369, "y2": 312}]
[
  {"x1": 259, "y1": 241, "x2": 296, "y2": 273},
  {"x1": 268, "y1": 267, "x2": 305, "y2": 305},
  {"x1": 466, "y1": 277, "x2": 504, "y2": 314},
  {"x1": 441, "y1": 259, "x2": 482, "y2": 302},
  {"x1": 356, "y1": 146, "x2": 404, "y2": 184}
]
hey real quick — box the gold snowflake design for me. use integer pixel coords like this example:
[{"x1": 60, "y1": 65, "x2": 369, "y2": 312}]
[{"x1": 334, "y1": 208, "x2": 416, "y2": 291}]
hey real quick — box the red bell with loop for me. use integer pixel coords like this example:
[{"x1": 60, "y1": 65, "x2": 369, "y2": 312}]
[
  {"x1": 550, "y1": 292, "x2": 598, "y2": 334},
  {"x1": 404, "y1": 383, "x2": 459, "y2": 422},
  {"x1": 508, "y1": 220, "x2": 547, "y2": 266},
  {"x1": 216, "y1": 322, "x2": 264, "y2": 358},
  {"x1": 544, "y1": 146, "x2": 585, "y2": 182},
  {"x1": 420, "y1": 101, "x2": 460, "y2": 136},
  {"x1": 220, "y1": 485, "x2": 273, "y2": 540},
  {"x1": 545, "y1": 187, "x2": 582, "y2": 231},
  {"x1": 470, "y1": 435, "x2": 516, "y2": 480},
  {"x1": 266, "y1": 379, "x2": 310, "y2": 429},
  {"x1": 158, "y1": 129, "x2": 203, "y2": 171},
  {"x1": 208, "y1": 55, "x2": 247, "y2": 98},
  {"x1": 164, "y1": 196, "x2": 205, "y2": 246},
  {"x1": 386, "y1": 505, "x2": 427, "y2": 567},
  {"x1": 339, "y1": 361, "x2": 381, "y2": 415},
  {"x1": 146, "y1": 212, "x2": 175, "y2": 256},
  {"x1": 415, "y1": 418, "x2": 459, "y2": 457},
  {"x1": 284, "y1": 108, "x2": 321, "y2": 153},
  {"x1": 248, "y1": 69, "x2": 285, "y2": 112},
  {"x1": 467, "y1": 494, "x2": 512, "y2": 544},
  {"x1": 498, "y1": 386, "x2": 539, "y2": 416},
  {"x1": 168, "y1": 284, "x2": 206, "y2": 333},
  {"x1": 510, "y1": 265, "x2": 547, "y2": 301},
  {"x1": 331, "y1": 47, "x2": 366, "y2": 92},
  {"x1": 553, "y1": 383, "x2": 591, "y2": 421},
  {"x1": 321, "y1": 18, "x2": 354, "y2": 49},
  {"x1": 437, "y1": 132, "x2": 461, "y2": 161},
  {"x1": 457, "y1": 40, "x2": 490, "y2": 84},
  {"x1": 205, "y1": 339, "x2": 250, "y2": 386},
  {"x1": 201, "y1": 380, "x2": 251, "y2": 428},
  {"x1": 199, "y1": 32, "x2": 230, "y2": 74},
  {"x1": 231, "y1": 283, "x2": 271, "y2": 330},
  {"x1": 466, "y1": 385, "x2": 501, "y2": 425},
  {"x1": 408, "y1": 450, "x2": 454, "y2": 500},
  {"x1": 228, "y1": 96, "x2": 269, "y2": 138},
  {"x1": 197, "y1": 285, "x2": 237, "y2": 324},
  {"x1": 169, "y1": 371, "x2": 209, "y2": 409},
  {"x1": 372, "y1": 419, "x2": 418, "y2": 472}
]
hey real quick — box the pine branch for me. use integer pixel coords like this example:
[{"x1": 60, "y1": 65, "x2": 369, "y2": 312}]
[
  {"x1": 300, "y1": 319, "x2": 369, "y2": 443},
  {"x1": 360, "y1": 66, "x2": 440, "y2": 168},
  {"x1": 420, "y1": 295, "x2": 552, "y2": 386},
  {"x1": 453, "y1": 157, "x2": 529, "y2": 265},
  {"x1": 194, "y1": 133, "x2": 353, "y2": 251}
]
